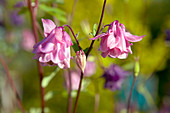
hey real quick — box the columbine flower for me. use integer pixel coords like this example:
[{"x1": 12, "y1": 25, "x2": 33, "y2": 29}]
[
  {"x1": 33, "y1": 19, "x2": 73, "y2": 69},
  {"x1": 102, "y1": 64, "x2": 130, "y2": 91},
  {"x1": 90, "y1": 20, "x2": 145, "y2": 59}
]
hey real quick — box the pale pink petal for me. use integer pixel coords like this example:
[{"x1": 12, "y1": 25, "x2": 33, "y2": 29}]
[
  {"x1": 125, "y1": 32, "x2": 145, "y2": 42},
  {"x1": 39, "y1": 53, "x2": 52, "y2": 63},
  {"x1": 90, "y1": 33, "x2": 107, "y2": 40},
  {"x1": 117, "y1": 53, "x2": 128, "y2": 59},
  {"x1": 51, "y1": 43, "x2": 60, "y2": 63},
  {"x1": 115, "y1": 23, "x2": 127, "y2": 52},
  {"x1": 109, "y1": 48, "x2": 121, "y2": 58},
  {"x1": 54, "y1": 27, "x2": 63, "y2": 42},
  {"x1": 42, "y1": 18, "x2": 56, "y2": 37},
  {"x1": 100, "y1": 36, "x2": 109, "y2": 52},
  {"x1": 107, "y1": 34, "x2": 120, "y2": 49},
  {"x1": 39, "y1": 42, "x2": 54, "y2": 53},
  {"x1": 63, "y1": 31, "x2": 73, "y2": 47}
]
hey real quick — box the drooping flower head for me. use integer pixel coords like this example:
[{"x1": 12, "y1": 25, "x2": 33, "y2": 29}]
[
  {"x1": 102, "y1": 64, "x2": 130, "y2": 91},
  {"x1": 33, "y1": 19, "x2": 73, "y2": 69},
  {"x1": 90, "y1": 20, "x2": 145, "y2": 59}
]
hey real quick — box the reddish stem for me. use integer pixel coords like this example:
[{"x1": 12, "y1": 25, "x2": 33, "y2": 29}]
[
  {"x1": 72, "y1": 1, "x2": 107, "y2": 113},
  {"x1": 127, "y1": 76, "x2": 136, "y2": 113},
  {"x1": 63, "y1": 24, "x2": 81, "y2": 50},
  {"x1": 73, "y1": 72, "x2": 83, "y2": 113},
  {"x1": 28, "y1": 0, "x2": 45, "y2": 113},
  {"x1": 67, "y1": 69, "x2": 72, "y2": 113},
  {"x1": 86, "y1": 0, "x2": 107, "y2": 58},
  {"x1": 0, "y1": 54, "x2": 26, "y2": 113}
]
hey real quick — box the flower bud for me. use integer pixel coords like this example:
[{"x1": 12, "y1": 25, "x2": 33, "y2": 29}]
[
  {"x1": 76, "y1": 50, "x2": 86, "y2": 73},
  {"x1": 134, "y1": 57, "x2": 140, "y2": 77}
]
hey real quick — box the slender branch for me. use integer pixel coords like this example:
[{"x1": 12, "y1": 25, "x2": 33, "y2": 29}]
[
  {"x1": 86, "y1": 0, "x2": 107, "y2": 58},
  {"x1": 63, "y1": 24, "x2": 81, "y2": 50},
  {"x1": 28, "y1": 0, "x2": 45, "y2": 113},
  {"x1": 0, "y1": 54, "x2": 26, "y2": 113},
  {"x1": 99, "y1": 24, "x2": 110, "y2": 34},
  {"x1": 72, "y1": 1, "x2": 107, "y2": 113},
  {"x1": 94, "y1": 81, "x2": 100, "y2": 113},
  {"x1": 127, "y1": 75, "x2": 136, "y2": 113},
  {"x1": 68, "y1": 0, "x2": 79, "y2": 25},
  {"x1": 67, "y1": 69, "x2": 72, "y2": 113},
  {"x1": 73, "y1": 72, "x2": 83, "y2": 113}
]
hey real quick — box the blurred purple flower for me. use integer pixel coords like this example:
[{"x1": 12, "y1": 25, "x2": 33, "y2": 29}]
[
  {"x1": 14, "y1": 1, "x2": 26, "y2": 8},
  {"x1": 10, "y1": 11, "x2": 23, "y2": 26},
  {"x1": 21, "y1": 29, "x2": 35, "y2": 51},
  {"x1": 84, "y1": 61, "x2": 96, "y2": 77},
  {"x1": 90, "y1": 20, "x2": 144, "y2": 59},
  {"x1": 165, "y1": 30, "x2": 170, "y2": 41},
  {"x1": 64, "y1": 70, "x2": 81, "y2": 91},
  {"x1": 102, "y1": 64, "x2": 130, "y2": 91},
  {"x1": 0, "y1": 0, "x2": 6, "y2": 5}
]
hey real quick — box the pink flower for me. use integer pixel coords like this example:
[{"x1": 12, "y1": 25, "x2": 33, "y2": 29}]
[
  {"x1": 33, "y1": 19, "x2": 73, "y2": 69},
  {"x1": 64, "y1": 70, "x2": 81, "y2": 91},
  {"x1": 90, "y1": 20, "x2": 145, "y2": 59},
  {"x1": 84, "y1": 61, "x2": 96, "y2": 77},
  {"x1": 21, "y1": 29, "x2": 35, "y2": 51}
]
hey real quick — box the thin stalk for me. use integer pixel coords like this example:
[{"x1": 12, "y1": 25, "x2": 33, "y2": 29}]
[
  {"x1": 73, "y1": 72, "x2": 83, "y2": 113},
  {"x1": 99, "y1": 24, "x2": 110, "y2": 34},
  {"x1": 94, "y1": 81, "x2": 100, "y2": 113},
  {"x1": 68, "y1": 0, "x2": 79, "y2": 25},
  {"x1": 67, "y1": 69, "x2": 72, "y2": 113},
  {"x1": 94, "y1": 93, "x2": 100, "y2": 113},
  {"x1": 63, "y1": 24, "x2": 81, "y2": 50},
  {"x1": 0, "y1": 54, "x2": 26, "y2": 113},
  {"x1": 127, "y1": 75, "x2": 136, "y2": 113},
  {"x1": 86, "y1": 0, "x2": 107, "y2": 58},
  {"x1": 72, "y1": 1, "x2": 107, "y2": 113},
  {"x1": 28, "y1": 0, "x2": 45, "y2": 113}
]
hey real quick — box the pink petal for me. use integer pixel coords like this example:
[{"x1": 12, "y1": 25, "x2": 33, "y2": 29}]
[
  {"x1": 42, "y1": 18, "x2": 56, "y2": 37},
  {"x1": 63, "y1": 31, "x2": 73, "y2": 47},
  {"x1": 101, "y1": 51, "x2": 109, "y2": 58},
  {"x1": 125, "y1": 32, "x2": 145, "y2": 42},
  {"x1": 109, "y1": 48, "x2": 121, "y2": 58},
  {"x1": 39, "y1": 53, "x2": 52, "y2": 63},
  {"x1": 51, "y1": 43, "x2": 60, "y2": 63},
  {"x1": 90, "y1": 33, "x2": 107, "y2": 40},
  {"x1": 39, "y1": 42, "x2": 54, "y2": 53},
  {"x1": 117, "y1": 52, "x2": 128, "y2": 59},
  {"x1": 54, "y1": 27, "x2": 64, "y2": 42},
  {"x1": 99, "y1": 36, "x2": 109, "y2": 52},
  {"x1": 107, "y1": 34, "x2": 120, "y2": 49}
]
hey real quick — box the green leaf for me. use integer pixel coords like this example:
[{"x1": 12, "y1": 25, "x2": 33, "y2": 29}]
[
  {"x1": 92, "y1": 23, "x2": 97, "y2": 36},
  {"x1": 45, "y1": 91, "x2": 55, "y2": 101},
  {"x1": 39, "y1": 4, "x2": 66, "y2": 22},
  {"x1": 83, "y1": 47, "x2": 89, "y2": 56},
  {"x1": 72, "y1": 41, "x2": 80, "y2": 53},
  {"x1": 42, "y1": 68, "x2": 60, "y2": 88},
  {"x1": 18, "y1": 7, "x2": 28, "y2": 15}
]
